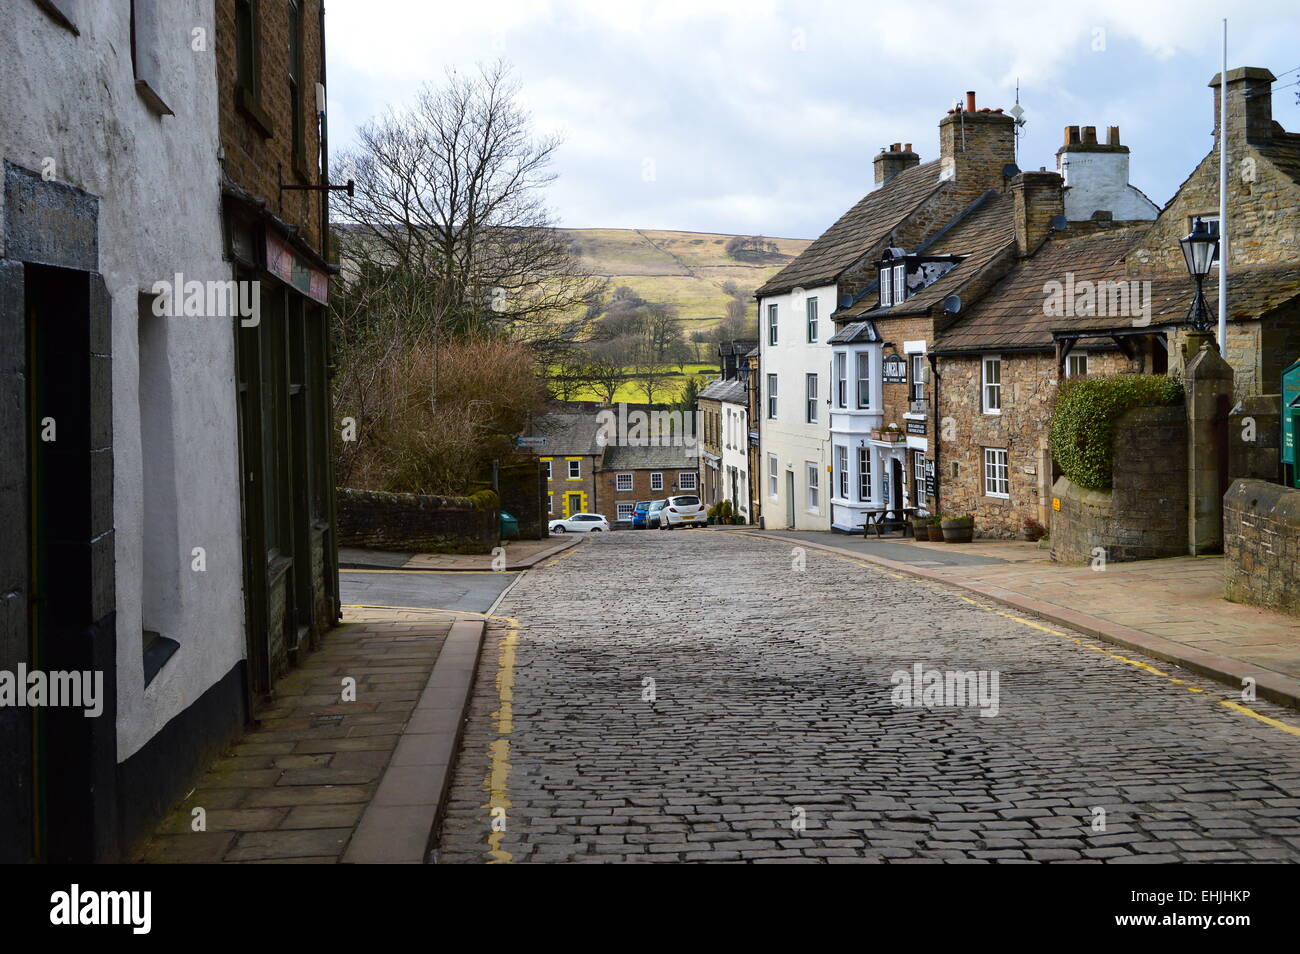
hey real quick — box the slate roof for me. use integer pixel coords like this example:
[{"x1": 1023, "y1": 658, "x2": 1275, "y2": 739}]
[
  {"x1": 697, "y1": 378, "x2": 747, "y2": 403},
  {"x1": 717, "y1": 339, "x2": 758, "y2": 357},
  {"x1": 755, "y1": 161, "x2": 945, "y2": 298},
  {"x1": 827, "y1": 320, "x2": 882, "y2": 344},
  {"x1": 527, "y1": 412, "x2": 604, "y2": 456},
  {"x1": 601, "y1": 442, "x2": 699, "y2": 470},
  {"x1": 1254, "y1": 132, "x2": 1300, "y2": 190},
  {"x1": 832, "y1": 190, "x2": 1018, "y2": 322}
]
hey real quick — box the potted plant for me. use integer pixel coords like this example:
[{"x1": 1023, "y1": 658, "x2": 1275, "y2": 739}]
[
  {"x1": 910, "y1": 511, "x2": 930, "y2": 539},
  {"x1": 927, "y1": 515, "x2": 944, "y2": 542},
  {"x1": 940, "y1": 514, "x2": 975, "y2": 543},
  {"x1": 706, "y1": 503, "x2": 719, "y2": 525},
  {"x1": 1022, "y1": 517, "x2": 1046, "y2": 542}
]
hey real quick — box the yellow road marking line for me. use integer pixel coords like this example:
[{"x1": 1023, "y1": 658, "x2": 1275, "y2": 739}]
[
  {"x1": 743, "y1": 535, "x2": 1300, "y2": 739},
  {"x1": 486, "y1": 617, "x2": 520, "y2": 864},
  {"x1": 342, "y1": 568, "x2": 516, "y2": 575},
  {"x1": 543, "y1": 544, "x2": 583, "y2": 568}
]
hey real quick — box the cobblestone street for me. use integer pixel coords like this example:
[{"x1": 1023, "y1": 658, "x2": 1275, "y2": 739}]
[{"x1": 437, "y1": 531, "x2": 1300, "y2": 864}]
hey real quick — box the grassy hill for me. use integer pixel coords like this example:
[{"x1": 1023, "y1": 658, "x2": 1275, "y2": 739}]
[{"x1": 561, "y1": 228, "x2": 811, "y2": 329}]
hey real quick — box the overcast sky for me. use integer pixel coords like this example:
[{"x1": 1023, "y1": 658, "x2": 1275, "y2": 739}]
[{"x1": 326, "y1": 0, "x2": 1300, "y2": 239}]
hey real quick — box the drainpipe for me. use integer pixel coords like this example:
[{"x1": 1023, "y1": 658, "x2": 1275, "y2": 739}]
[{"x1": 929, "y1": 352, "x2": 942, "y2": 513}]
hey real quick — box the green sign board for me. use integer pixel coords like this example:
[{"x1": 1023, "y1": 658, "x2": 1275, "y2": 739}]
[{"x1": 1283, "y1": 358, "x2": 1300, "y2": 484}]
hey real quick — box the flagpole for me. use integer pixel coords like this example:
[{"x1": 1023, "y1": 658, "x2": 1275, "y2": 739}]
[{"x1": 1218, "y1": 18, "x2": 1228, "y2": 350}]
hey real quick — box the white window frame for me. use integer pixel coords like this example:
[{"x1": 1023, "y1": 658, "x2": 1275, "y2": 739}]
[
  {"x1": 767, "y1": 303, "x2": 778, "y2": 345},
  {"x1": 568, "y1": 459, "x2": 581, "y2": 478},
  {"x1": 806, "y1": 461, "x2": 820, "y2": 512},
  {"x1": 914, "y1": 451, "x2": 926, "y2": 493},
  {"x1": 836, "y1": 445, "x2": 849, "y2": 499},
  {"x1": 834, "y1": 351, "x2": 847, "y2": 408},
  {"x1": 805, "y1": 373, "x2": 818, "y2": 424},
  {"x1": 856, "y1": 351, "x2": 871, "y2": 409},
  {"x1": 984, "y1": 447, "x2": 1010, "y2": 498},
  {"x1": 1066, "y1": 352, "x2": 1089, "y2": 378},
  {"x1": 678, "y1": 471, "x2": 698, "y2": 491},
  {"x1": 616, "y1": 501, "x2": 635, "y2": 520},
  {"x1": 806, "y1": 296, "x2": 818, "y2": 343},
  {"x1": 981, "y1": 355, "x2": 1002, "y2": 415},
  {"x1": 909, "y1": 354, "x2": 925, "y2": 402},
  {"x1": 893, "y1": 265, "x2": 906, "y2": 304},
  {"x1": 768, "y1": 454, "x2": 779, "y2": 499},
  {"x1": 547, "y1": 493, "x2": 554, "y2": 514},
  {"x1": 880, "y1": 269, "x2": 892, "y2": 307},
  {"x1": 858, "y1": 447, "x2": 872, "y2": 502},
  {"x1": 615, "y1": 472, "x2": 633, "y2": 492},
  {"x1": 650, "y1": 472, "x2": 664, "y2": 492},
  {"x1": 767, "y1": 373, "x2": 778, "y2": 420}
]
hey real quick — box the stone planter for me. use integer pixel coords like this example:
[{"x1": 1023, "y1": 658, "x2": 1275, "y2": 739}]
[{"x1": 941, "y1": 520, "x2": 974, "y2": 543}]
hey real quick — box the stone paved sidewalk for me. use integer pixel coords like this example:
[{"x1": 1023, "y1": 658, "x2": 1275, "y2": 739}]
[
  {"x1": 340, "y1": 536, "x2": 578, "y2": 572},
  {"x1": 135, "y1": 618, "x2": 451, "y2": 864},
  {"x1": 752, "y1": 530, "x2": 1300, "y2": 707}
]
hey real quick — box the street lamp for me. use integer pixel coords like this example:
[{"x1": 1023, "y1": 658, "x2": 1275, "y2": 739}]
[{"x1": 1179, "y1": 216, "x2": 1219, "y2": 333}]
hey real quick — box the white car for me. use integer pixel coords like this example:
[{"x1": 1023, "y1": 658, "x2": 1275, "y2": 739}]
[
  {"x1": 658, "y1": 494, "x2": 705, "y2": 529},
  {"x1": 549, "y1": 513, "x2": 610, "y2": 533}
]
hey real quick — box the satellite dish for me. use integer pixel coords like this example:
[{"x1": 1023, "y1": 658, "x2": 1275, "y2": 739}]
[
  {"x1": 942, "y1": 295, "x2": 962, "y2": 315},
  {"x1": 1048, "y1": 214, "x2": 1068, "y2": 231},
  {"x1": 1002, "y1": 163, "x2": 1021, "y2": 179},
  {"x1": 838, "y1": 293, "x2": 854, "y2": 309}
]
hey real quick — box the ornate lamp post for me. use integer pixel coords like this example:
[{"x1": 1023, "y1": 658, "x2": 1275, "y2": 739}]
[{"x1": 1179, "y1": 217, "x2": 1219, "y2": 334}]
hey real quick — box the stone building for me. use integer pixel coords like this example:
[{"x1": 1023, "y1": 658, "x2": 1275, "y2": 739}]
[
  {"x1": 598, "y1": 444, "x2": 700, "y2": 524},
  {"x1": 697, "y1": 377, "x2": 750, "y2": 519},
  {"x1": 529, "y1": 412, "x2": 605, "y2": 520},
  {"x1": 218, "y1": 0, "x2": 340, "y2": 700}
]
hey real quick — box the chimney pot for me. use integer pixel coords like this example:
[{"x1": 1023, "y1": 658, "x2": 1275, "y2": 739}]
[
  {"x1": 1107, "y1": 125, "x2": 1120, "y2": 146},
  {"x1": 1082, "y1": 126, "x2": 1097, "y2": 144},
  {"x1": 1065, "y1": 125, "x2": 1080, "y2": 145},
  {"x1": 904, "y1": 143, "x2": 912, "y2": 152},
  {"x1": 965, "y1": 91, "x2": 976, "y2": 112}
]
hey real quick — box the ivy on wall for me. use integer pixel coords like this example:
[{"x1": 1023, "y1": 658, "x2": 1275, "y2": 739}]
[{"x1": 1049, "y1": 375, "x2": 1184, "y2": 490}]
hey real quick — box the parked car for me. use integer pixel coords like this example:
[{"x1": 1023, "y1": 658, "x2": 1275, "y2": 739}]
[
  {"x1": 631, "y1": 500, "x2": 652, "y2": 529},
  {"x1": 659, "y1": 494, "x2": 704, "y2": 528},
  {"x1": 549, "y1": 512, "x2": 610, "y2": 533},
  {"x1": 645, "y1": 499, "x2": 667, "y2": 529},
  {"x1": 500, "y1": 510, "x2": 519, "y2": 539}
]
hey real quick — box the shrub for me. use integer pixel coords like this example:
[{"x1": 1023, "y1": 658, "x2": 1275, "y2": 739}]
[
  {"x1": 942, "y1": 514, "x2": 973, "y2": 527},
  {"x1": 1049, "y1": 374, "x2": 1183, "y2": 491}
]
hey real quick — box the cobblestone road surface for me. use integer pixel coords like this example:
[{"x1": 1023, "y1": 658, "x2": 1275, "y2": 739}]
[{"x1": 436, "y1": 531, "x2": 1300, "y2": 863}]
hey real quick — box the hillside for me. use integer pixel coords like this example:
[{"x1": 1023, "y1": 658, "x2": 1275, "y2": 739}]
[{"x1": 561, "y1": 228, "x2": 812, "y2": 328}]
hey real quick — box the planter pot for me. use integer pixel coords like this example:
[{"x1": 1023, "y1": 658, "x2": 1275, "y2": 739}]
[
  {"x1": 927, "y1": 525, "x2": 944, "y2": 542},
  {"x1": 910, "y1": 518, "x2": 929, "y2": 539},
  {"x1": 941, "y1": 520, "x2": 974, "y2": 543}
]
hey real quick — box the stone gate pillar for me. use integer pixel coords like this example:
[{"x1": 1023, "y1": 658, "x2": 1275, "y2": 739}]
[{"x1": 1182, "y1": 332, "x2": 1235, "y2": 555}]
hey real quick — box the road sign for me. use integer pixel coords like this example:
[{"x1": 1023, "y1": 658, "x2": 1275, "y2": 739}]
[{"x1": 515, "y1": 436, "x2": 548, "y2": 449}]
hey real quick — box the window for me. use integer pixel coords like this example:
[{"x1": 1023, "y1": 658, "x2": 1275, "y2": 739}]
[
  {"x1": 678, "y1": 472, "x2": 698, "y2": 491},
  {"x1": 982, "y1": 355, "x2": 1002, "y2": 414},
  {"x1": 914, "y1": 452, "x2": 927, "y2": 493},
  {"x1": 767, "y1": 303, "x2": 778, "y2": 345},
  {"x1": 1195, "y1": 215, "x2": 1221, "y2": 268},
  {"x1": 806, "y1": 462, "x2": 820, "y2": 511},
  {"x1": 768, "y1": 454, "x2": 779, "y2": 498},
  {"x1": 805, "y1": 373, "x2": 818, "y2": 423},
  {"x1": 288, "y1": 0, "x2": 306, "y2": 170},
  {"x1": 233, "y1": 0, "x2": 273, "y2": 136},
  {"x1": 806, "y1": 297, "x2": 818, "y2": 343},
  {"x1": 568, "y1": 459, "x2": 581, "y2": 478},
  {"x1": 893, "y1": 265, "x2": 906, "y2": 304},
  {"x1": 984, "y1": 447, "x2": 1009, "y2": 498},
  {"x1": 834, "y1": 352, "x2": 847, "y2": 408},
  {"x1": 547, "y1": 494, "x2": 554, "y2": 514},
  {"x1": 616, "y1": 473, "x2": 633, "y2": 492},
  {"x1": 651, "y1": 472, "x2": 664, "y2": 491},
  {"x1": 858, "y1": 447, "x2": 872, "y2": 501},
  {"x1": 856, "y1": 352, "x2": 871, "y2": 408},
  {"x1": 767, "y1": 373, "x2": 778, "y2": 419},
  {"x1": 1066, "y1": 353, "x2": 1089, "y2": 378},
  {"x1": 130, "y1": 0, "x2": 173, "y2": 115},
  {"x1": 909, "y1": 354, "x2": 925, "y2": 402},
  {"x1": 880, "y1": 270, "x2": 892, "y2": 307},
  {"x1": 543, "y1": 459, "x2": 552, "y2": 480},
  {"x1": 34, "y1": 0, "x2": 78, "y2": 33},
  {"x1": 837, "y1": 446, "x2": 849, "y2": 499},
  {"x1": 617, "y1": 502, "x2": 635, "y2": 520}
]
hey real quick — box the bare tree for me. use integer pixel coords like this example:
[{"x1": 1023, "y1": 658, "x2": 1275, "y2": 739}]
[{"x1": 334, "y1": 61, "x2": 605, "y2": 364}]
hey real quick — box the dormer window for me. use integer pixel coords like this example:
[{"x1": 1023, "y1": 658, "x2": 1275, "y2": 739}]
[{"x1": 877, "y1": 248, "x2": 962, "y2": 310}]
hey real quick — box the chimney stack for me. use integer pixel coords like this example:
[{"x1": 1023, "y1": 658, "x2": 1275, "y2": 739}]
[
  {"x1": 938, "y1": 89, "x2": 1016, "y2": 199},
  {"x1": 1011, "y1": 170, "x2": 1064, "y2": 257},
  {"x1": 873, "y1": 142, "x2": 921, "y2": 186},
  {"x1": 1210, "y1": 66, "x2": 1276, "y2": 144}
]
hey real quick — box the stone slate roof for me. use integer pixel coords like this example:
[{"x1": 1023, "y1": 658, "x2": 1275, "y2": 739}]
[
  {"x1": 832, "y1": 190, "x2": 1018, "y2": 322},
  {"x1": 528, "y1": 412, "x2": 603, "y2": 456},
  {"x1": 1255, "y1": 132, "x2": 1300, "y2": 190},
  {"x1": 755, "y1": 161, "x2": 945, "y2": 298},
  {"x1": 697, "y1": 378, "x2": 747, "y2": 403},
  {"x1": 601, "y1": 442, "x2": 699, "y2": 471},
  {"x1": 827, "y1": 320, "x2": 882, "y2": 344},
  {"x1": 717, "y1": 339, "x2": 758, "y2": 357}
]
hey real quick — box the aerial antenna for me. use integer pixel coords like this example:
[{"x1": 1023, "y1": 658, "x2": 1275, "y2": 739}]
[{"x1": 1009, "y1": 79, "x2": 1027, "y2": 162}]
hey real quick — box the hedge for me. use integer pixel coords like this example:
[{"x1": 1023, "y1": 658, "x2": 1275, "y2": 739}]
[{"x1": 1048, "y1": 375, "x2": 1183, "y2": 490}]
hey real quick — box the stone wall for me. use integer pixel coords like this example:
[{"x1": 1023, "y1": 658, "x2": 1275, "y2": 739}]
[
  {"x1": 1049, "y1": 405, "x2": 1188, "y2": 563},
  {"x1": 337, "y1": 488, "x2": 498, "y2": 554},
  {"x1": 1224, "y1": 479, "x2": 1300, "y2": 615},
  {"x1": 1229, "y1": 394, "x2": 1282, "y2": 483}
]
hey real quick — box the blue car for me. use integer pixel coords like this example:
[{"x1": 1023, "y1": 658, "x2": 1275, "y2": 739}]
[{"x1": 631, "y1": 500, "x2": 652, "y2": 529}]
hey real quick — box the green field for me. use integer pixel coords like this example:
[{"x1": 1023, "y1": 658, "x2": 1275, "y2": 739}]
[
  {"x1": 557, "y1": 363, "x2": 719, "y2": 405},
  {"x1": 562, "y1": 228, "x2": 811, "y2": 325}
]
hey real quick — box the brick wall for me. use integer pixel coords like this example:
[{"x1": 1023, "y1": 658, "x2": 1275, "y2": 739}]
[
  {"x1": 1224, "y1": 478, "x2": 1300, "y2": 615},
  {"x1": 596, "y1": 466, "x2": 699, "y2": 524},
  {"x1": 337, "y1": 488, "x2": 497, "y2": 553},
  {"x1": 217, "y1": 0, "x2": 325, "y2": 251},
  {"x1": 1049, "y1": 406, "x2": 1188, "y2": 563}
]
